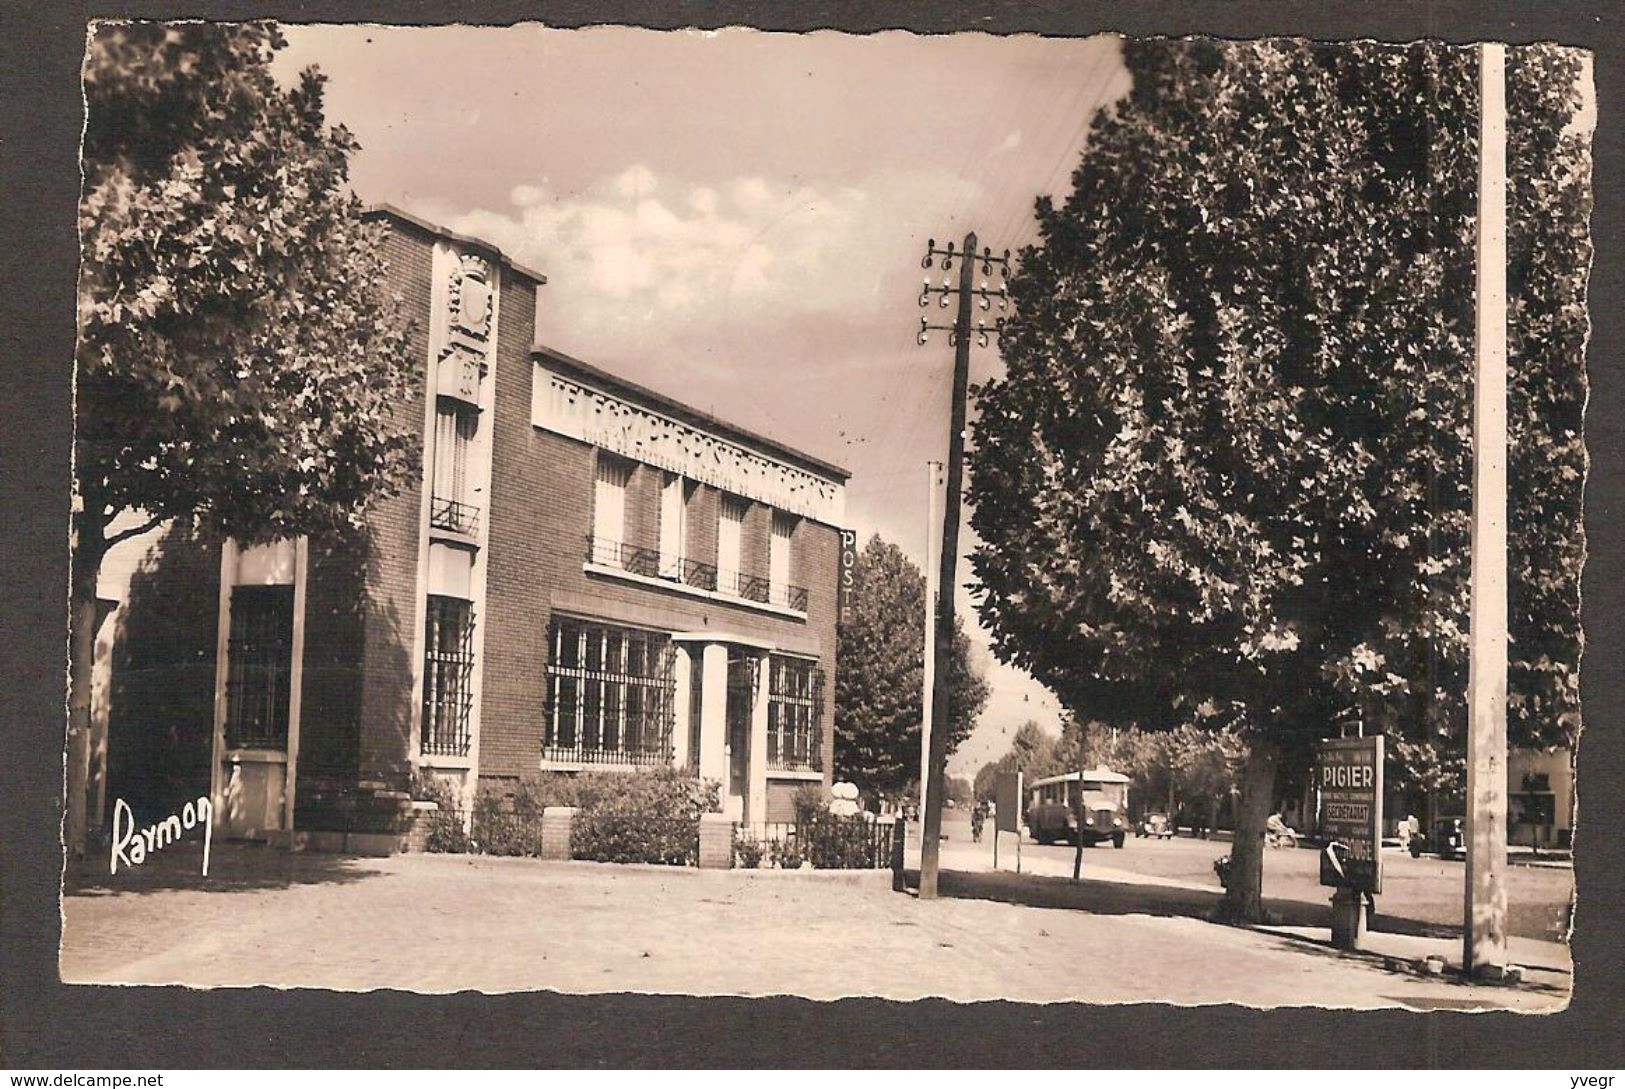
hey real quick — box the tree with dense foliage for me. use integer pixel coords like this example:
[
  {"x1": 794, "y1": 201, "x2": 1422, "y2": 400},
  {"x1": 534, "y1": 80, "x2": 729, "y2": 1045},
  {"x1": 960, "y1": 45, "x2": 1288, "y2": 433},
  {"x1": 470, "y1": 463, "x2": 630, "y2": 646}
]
[
  {"x1": 69, "y1": 22, "x2": 418, "y2": 854},
  {"x1": 1039, "y1": 717, "x2": 1245, "y2": 825},
  {"x1": 973, "y1": 719, "x2": 1058, "y2": 801},
  {"x1": 835, "y1": 535, "x2": 990, "y2": 801},
  {"x1": 969, "y1": 40, "x2": 1588, "y2": 920}
]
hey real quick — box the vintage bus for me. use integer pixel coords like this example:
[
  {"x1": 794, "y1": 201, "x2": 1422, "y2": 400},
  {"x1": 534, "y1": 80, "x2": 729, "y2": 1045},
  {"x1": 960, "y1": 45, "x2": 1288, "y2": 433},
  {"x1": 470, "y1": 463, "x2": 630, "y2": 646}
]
[{"x1": 1025, "y1": 768, "x2": 1131, "y2": 848}]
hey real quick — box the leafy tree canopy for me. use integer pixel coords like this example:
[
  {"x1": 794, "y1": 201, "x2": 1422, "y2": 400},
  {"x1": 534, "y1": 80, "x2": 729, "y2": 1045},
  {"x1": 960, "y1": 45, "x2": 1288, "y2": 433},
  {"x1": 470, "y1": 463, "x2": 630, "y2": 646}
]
[
  {"x1": 973, "y1": 719, "x2": 1058, "y2": 800},
  {"x1": 970, "y1": 39, "x2": 1587, "y2": 768},
  {"x1": 968, "y1": 40, "x2": 1587, "y2": 919},
  {"x1": 979, "y1": 717, "x2": 1246, "y2": 814},
  {"x1": 835, "y1": 535, "x2": 991, "y2": 800},
  {"x1": 67, "y1": 21, "x2": 419, "y2": 855},
  {"x1": 77, "y1": 21, "x2": 419, "y2": 563}
]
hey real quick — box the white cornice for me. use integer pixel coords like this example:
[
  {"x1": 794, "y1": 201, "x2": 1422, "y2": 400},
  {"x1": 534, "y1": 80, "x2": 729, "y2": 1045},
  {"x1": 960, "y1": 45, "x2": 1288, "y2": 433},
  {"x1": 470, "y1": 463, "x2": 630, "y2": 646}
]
[{"x1": 533, "y1": 364, "x2": 847, "y2": 525}]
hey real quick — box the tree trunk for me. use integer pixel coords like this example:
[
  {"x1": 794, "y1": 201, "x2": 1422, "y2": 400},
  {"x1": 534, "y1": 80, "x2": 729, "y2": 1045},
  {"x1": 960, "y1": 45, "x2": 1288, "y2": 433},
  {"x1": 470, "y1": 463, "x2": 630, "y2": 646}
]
[
  {"x1": 1218, "y1": 741, "x2": 1279, "y2": 924},
  {"x1": 1069, "y1": 758, "x2": 1087, "y2": 879},
  {"x1": 66, "y1": 549, "x2": 101, "y2": 861},
  {"x1": 65, "y1": 489, "x2": 110, "y2": 863}
]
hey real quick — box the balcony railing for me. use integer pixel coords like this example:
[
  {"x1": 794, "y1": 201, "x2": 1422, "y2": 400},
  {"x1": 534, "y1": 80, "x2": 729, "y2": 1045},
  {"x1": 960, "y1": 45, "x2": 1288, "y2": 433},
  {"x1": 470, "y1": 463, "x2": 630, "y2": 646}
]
[
  {"x1": 586, "y1": 535, "x2": 662, "y2": 577},
  {"x1": 587, "y1": 536, "x2": 720, "y2": 590},
  {"x1": 430, "y1": 495, "x2": 481, "y2": 537},
  {"x1": 584, "y1": 537, "x2": 804, "y2": 611},
  {"x1": 773, "y1": 583, "x2": 810, "y2": 612},
  {"x1": 678, "y1": 558, "x2": 718, "y2": 591},
  {"x1": 721, "y1": 570, "x2": 771, "y2": 604}
]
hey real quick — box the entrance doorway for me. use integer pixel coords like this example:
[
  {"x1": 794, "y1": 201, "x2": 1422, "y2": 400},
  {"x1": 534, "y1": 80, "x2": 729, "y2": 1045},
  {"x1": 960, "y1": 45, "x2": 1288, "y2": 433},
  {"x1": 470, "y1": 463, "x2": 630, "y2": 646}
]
[
  {"x1": 725, "y1": 653, "x2": 758, "y2": 818},
  {"x1": 221, "y1": 584, "x2": 293, "y2": 838}
]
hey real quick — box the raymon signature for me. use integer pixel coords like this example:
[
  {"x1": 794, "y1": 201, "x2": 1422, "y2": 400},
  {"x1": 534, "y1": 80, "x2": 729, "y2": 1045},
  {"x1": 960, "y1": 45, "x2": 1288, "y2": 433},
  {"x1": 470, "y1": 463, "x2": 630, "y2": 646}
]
[{"x1": 110, "y1": 796, "x2": 213, "y2": 876}]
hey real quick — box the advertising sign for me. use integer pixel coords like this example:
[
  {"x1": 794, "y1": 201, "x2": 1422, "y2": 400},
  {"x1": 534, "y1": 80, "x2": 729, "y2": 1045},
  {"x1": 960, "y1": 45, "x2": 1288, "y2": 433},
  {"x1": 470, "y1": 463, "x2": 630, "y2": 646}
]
[
  {"x1": 994, "y1": 771, "x2": 1023, "y2": 834},
  {"x1": 837, "y1": 529, "x2": 858, "y2": 625},
  {"x1": 1316, "y1": 734, "x2": 1384, "y2": 894}
]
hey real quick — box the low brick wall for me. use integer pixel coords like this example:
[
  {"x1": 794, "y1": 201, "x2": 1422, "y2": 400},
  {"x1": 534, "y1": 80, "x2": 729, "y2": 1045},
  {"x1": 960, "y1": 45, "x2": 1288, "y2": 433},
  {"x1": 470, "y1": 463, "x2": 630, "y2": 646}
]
[
  {"x1": 698, "y1": 813, "x2": 735, "y2": 870},
  {"x1": 404, "y1": 801, "x2": 441, "y2": 853},
  {"x1": 541, "y1": 806, "x2": 577, "y2": 861}
]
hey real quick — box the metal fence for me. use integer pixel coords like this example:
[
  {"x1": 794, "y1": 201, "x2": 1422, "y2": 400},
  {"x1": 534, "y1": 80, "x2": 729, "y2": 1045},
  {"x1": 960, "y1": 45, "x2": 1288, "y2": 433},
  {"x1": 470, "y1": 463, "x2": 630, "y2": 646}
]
[{"x1": 733, "y1": 816, "x2": 896, "y2": 870}]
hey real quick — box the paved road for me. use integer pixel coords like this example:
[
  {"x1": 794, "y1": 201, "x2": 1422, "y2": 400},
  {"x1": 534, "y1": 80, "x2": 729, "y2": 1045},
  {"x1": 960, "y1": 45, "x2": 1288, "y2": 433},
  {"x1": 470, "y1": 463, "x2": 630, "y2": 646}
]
[
  {"x1": 60, "y1": 847, "x2": 1568, "y2": 1010},
  {"x1": 928, "y1": 811, "x2": 1573, "y2": 943}
]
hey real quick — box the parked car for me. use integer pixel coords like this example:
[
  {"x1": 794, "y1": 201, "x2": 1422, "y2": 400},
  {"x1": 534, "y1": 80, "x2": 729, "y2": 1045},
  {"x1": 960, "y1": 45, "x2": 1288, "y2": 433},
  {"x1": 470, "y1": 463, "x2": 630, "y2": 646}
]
[{"x1": 1136, "y1": 813, "x2": 1175, "y2": 839}]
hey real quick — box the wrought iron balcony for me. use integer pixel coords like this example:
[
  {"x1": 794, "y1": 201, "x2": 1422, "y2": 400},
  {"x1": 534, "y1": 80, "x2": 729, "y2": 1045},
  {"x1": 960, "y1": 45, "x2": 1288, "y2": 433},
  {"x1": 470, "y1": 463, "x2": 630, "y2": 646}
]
[
  {"x1": 773, "y1": 583, "x2": 810, "y2": 612},
  {"x1": 582, "y1": 538, "x2": 805, "y2": 613},
  {"x1": 585, "y1": 535, "x2": 662, "y2": 578},
  {"x1": 430, "y1": 495, "x2": 481, "y2": 537},
  {"x1": 721, "y1": 570, "x2": 772, "y2": 604},
  {"x1": 678, "y1": 558, "x2": 718, "y2": 591}
]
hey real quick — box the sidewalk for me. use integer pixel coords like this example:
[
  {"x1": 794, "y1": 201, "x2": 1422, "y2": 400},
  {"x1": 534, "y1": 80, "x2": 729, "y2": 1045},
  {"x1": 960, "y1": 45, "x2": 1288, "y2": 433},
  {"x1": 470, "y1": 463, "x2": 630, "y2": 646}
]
[
  {"x1": 60, "y1": 845, "x2": 1568, "y2": 1009},
  {"x1": 909, "y1": 831, "x2": 1572, "y2": 991}
]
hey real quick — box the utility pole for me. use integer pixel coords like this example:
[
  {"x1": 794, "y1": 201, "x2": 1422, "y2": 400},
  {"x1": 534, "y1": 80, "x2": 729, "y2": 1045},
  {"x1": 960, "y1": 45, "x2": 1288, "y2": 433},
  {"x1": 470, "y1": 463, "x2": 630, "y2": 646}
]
[
  {"x1": 920, "y1": 460, "x2": 945, "y2": 824},
  {"x1": 916, "y1": 233, "x2": 1010, "y2": 899},
  {"x1": 1465, "y1": 41, "x2": 1510, "y2": 976}
]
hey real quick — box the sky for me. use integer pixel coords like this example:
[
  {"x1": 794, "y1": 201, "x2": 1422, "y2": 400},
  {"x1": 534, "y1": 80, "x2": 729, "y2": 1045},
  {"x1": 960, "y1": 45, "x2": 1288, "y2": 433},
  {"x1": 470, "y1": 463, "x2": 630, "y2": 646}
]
[{"x1": 273, "y1": 25, "x2": 1134, "y2": 778}]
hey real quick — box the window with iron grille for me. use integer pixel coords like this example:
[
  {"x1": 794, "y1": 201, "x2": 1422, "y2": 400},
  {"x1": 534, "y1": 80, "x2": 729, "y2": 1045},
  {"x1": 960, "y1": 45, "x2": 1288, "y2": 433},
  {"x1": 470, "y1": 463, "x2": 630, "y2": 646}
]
[
  {"x1": 422, "y1": 595, "x2": 475, "y2": 757},
  {"x1": 225, "y1": 585, "x2": 294, "y2": 750},
  {"x1": 545, "y1": 617, "x2": 675, "y2": 765},
  {"x1": 767, "y1": 655, "x2": 823, "y2": 771}
]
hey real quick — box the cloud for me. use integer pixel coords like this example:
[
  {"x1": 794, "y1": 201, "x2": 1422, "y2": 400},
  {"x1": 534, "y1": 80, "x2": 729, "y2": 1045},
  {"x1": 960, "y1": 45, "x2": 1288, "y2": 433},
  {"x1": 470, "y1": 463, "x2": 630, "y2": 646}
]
[
  {"x1": 429, "y1": 163, "x2": 980, "y2": 356},
  {"x1": 510, "y1": 183, "x2": 547, "y2": 207},
  {"x1": 614, "y1": 162, "x2": 658, "y2": 198},
  {"x1": 688, "y1": 186, "x2": 719, "y2": 216}
]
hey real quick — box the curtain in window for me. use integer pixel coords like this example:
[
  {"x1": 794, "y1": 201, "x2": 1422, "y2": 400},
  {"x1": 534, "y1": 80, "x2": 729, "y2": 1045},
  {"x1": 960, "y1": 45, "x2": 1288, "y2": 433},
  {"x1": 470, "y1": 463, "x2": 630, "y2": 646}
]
[
  {"x1": 769, "y1": 511, "x2": 794, "y2": 603},
  {"x1": 717, "y1": 495, "x2": 746, "y2": 584},
  {"x1": 659, "y1": 473, "x2": 685, "y2": 577},
  {"x1": 593, "y1": 456, "x2": 632, "y2": 565}
]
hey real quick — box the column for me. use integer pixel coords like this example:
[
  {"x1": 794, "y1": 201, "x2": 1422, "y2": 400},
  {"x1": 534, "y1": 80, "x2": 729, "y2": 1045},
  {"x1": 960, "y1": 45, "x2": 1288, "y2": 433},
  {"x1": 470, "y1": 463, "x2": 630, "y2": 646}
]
[
  {"x1": 282, "y1": 537, "x2": 309, "y2": 833},
  {"x1": 208, "y1": 539, "x2": 238, "y2": 836},
  {"x1": 673, "y1": 646, "x2": 693, "y2": 769},
  {"x1": 698, "y1": 643, "x2": 729, "y2": 792},
  {"x1": 748, "y1": 652, "x2": 771, "y2": 825}
]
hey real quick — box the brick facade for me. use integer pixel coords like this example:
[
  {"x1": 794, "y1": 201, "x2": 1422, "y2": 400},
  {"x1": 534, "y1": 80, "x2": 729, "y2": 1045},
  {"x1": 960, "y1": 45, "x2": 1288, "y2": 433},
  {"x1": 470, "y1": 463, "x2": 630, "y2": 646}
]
[
  {"x1": 355, "y1": 225, "x2": 434, "y2": 791},
  {"x1": 105, "y1": 205, "x2": 847, "y2": 843}
]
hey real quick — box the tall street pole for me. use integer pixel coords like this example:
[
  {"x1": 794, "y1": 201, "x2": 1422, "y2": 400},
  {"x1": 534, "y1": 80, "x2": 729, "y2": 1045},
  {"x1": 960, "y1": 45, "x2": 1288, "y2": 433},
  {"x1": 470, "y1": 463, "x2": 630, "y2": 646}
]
[
  {"x1": 920, "y1": 460, "x2": 945, "y2": 821},
  {"x1": 916, "y1": 233, "x2": 1009, "y2": 899},
  {"x1": 1465, "y1": 40, "x2": 1510, "y2": 975}
]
